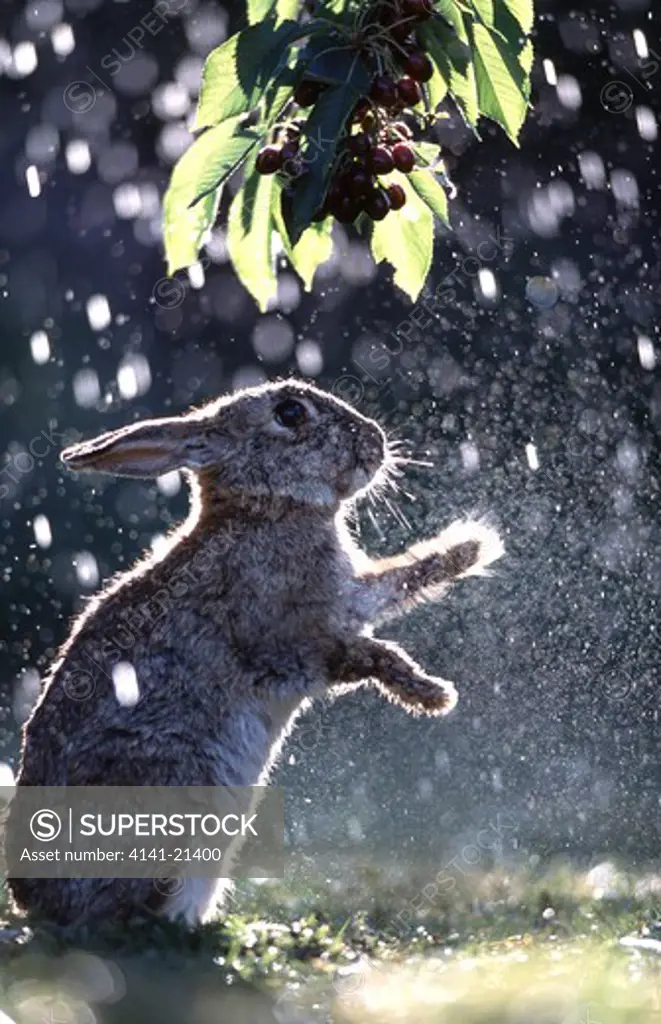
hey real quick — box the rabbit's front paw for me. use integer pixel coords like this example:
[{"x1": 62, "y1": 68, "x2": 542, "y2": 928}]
[
  {"x1": 411, "y1": 675, "x2": 458, "y2": 715},
  {"x1": 377, "y1": 670, "x2": 458, "y2": 717}
]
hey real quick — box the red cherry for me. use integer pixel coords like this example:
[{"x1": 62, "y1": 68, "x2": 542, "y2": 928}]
[
  {"x1": 373, "y1": 0, "x2": 396, "y2": 24},
  {"x1": 397, "y1": 76, "x2": 422, "y2": 106},
  {"x1": 390, "y1": 18, "x2": 415, "y2": 43},
  {"x1": 335, "y1": 195, "x2": 360, "y2": 223},
  {"x1": 349, "y1": 131, "x2": 371, "y2": 156},
  {"x1": 392, "y1": 142, "x2": 415, "y2": 172},
  {"x1": 369, "y1": 146, "x2": 395, "y2": 174},
  {"x1": 294, "y1": 79, "x2": 323, "y2": 107},
  {"x1": 404, "y1": 51, "x2": 434, "y2": 83},
  {"x1": 403, "y1": 0, "x2": 433, "y2": 19},
  {"x1": 256, "y1": 146, "x2": 282, "y2": 174},
  {"x1": 391, "y1": 120, "x2": 413, "y2": 139},
  {"x1": 281, "y1": 139, "x2": 300, "y2": 163},
  {"x1": 349, "y1": 169, "x2": 372, "y2": 197},
  {"x1": 366, "y1": 188, "x2": 391, "y2": 220},
  {"x1": 370, "y1": 74, "x2": 398, "y2": 108},
  {"x1": 387, "y1": 183, "x2": 407, "y2": 210}
]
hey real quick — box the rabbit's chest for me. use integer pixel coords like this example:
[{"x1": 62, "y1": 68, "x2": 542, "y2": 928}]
[{"x1": 230, "y1": 533, "x2": 361, "y2": 635}]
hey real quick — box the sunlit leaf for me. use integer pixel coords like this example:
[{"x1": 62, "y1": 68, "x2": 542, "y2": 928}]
[
  {"x1": 469, "y1": 20, "x2": 530, "y2": 143},
  {"x1": 272, "y1": 183, "x2": 334, "y2": 290},
  {"x1": 434, "y1": 0, "x2": 470, "y2": 38},
  {"x1": 164, "y1": 117, "x2": 260, "y2": 274},
  {"x1": 194, "y1": 19, "x2": 299, "y2": 131},
  {"x1": 227, "y1": 153, "x2": 278, "y2": 311},
  {"x1": 469, "y1": 0, "x2": 534, "y2": 38},
  {"x1": 425, "y1": 58, "x2": 449, "y2": 111},
  {"x1": 408, "y1": 169, "x2": 450, "y2": 225},
  {"x1": 371, "y1": 173, "x2": 434, "y2": 301},
  {"x1": 247, "y1": 0, "x2": 299, "y2": 24},
  {"x1": 419, "y1": 20, "x2": 480, "y2": 129},
  {"x1": 414, "y1": 141, "x2": 444, "y2": 166}
]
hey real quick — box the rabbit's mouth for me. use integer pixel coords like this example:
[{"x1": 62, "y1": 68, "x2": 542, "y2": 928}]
[
  {"x1": 338, "y1": 463, "x2": 379, "y2": 500},
  {"x1": 352, "y1": 467, "x2": 372, "y2": 491}
]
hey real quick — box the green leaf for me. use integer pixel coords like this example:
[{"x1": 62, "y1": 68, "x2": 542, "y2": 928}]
[
  {"x1": 468, "y1": 0, "x2": 534, "y2": 40},
  {"x1": 408, "y1": 168, "x2": 450, "y2": 225},
  {"x1": 418, "y1": 20, "x2": 480, "y2": 129},
  {"x1": 469, "y1": 19, "x2": 530, "y2": 143},
  {"x1": 194, "y1": 19, "x2": 299, "y2": 131},
  {"x1": 519, "y1": 37, "x2": 534, "y2": 76},
  {"x1": 414, "y1": 141, "x2": 444, "y2": 166},
  {"x1": 291, "y1": 56, "x2": 371, "y2": 240},
  {"x1": 163, "y1": 116, "x2": 261, "y2": 274},
  {"x1": 424, "y1": 54, "x2": 449, "y2": 111},
  {"x1": 503, "y1": 0, "x2": 534, "y2": 34},
  {"x1": 370, "y1": 173, "x2": 434, "y2": 301},
  {"x1": 318, "y1": 0, "x2": 351, "y2": 16},
  {"x1": 272, "y1": 183, "x2": 334, "y2": 290},
  {"x1": 434, "y1": 0, "x2": 470, "y2": 36},
  {"x1": 164, "y1": 186, "x2": 223, "y2": 278},
  {"x1": 300, "y1": 37, "x2": 364, "y2": 85},
  {"x1": 260, "y1": 69, "x2": 297, "y2": 129},
  {"x1": 227, "y1": 153, "x2": 278, "y2": 311},
  {"x1": 247, "y1": 0, "x2": 300, "y2": 24},
  {"x1": 291, "y1": 220, "x2": 334, "y2": 290},
  {"x1": 247, "y1": 0, "x2": 276, "y2": 21}
]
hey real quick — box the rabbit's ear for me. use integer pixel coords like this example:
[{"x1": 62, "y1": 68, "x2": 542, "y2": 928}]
[{"x1": 60, "y1": 417, "x2": 191, "y2": 478}]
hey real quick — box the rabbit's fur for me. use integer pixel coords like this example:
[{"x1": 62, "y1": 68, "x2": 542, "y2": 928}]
[{"x1": 8, "y1": 378, "x2": 503, "y2": 926}]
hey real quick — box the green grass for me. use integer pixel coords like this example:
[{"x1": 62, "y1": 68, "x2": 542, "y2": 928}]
[{"x1": 2, "y1": 859, "x2": 661, "y2": 1022}]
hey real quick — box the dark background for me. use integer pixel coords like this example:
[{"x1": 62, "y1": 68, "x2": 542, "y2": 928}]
[{"x1": 0, "y1": 0, "x2": 659, "y2": 884}]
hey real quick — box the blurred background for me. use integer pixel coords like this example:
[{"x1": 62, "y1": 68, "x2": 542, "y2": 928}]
[{"x1": 0, "y1": 0, "x2": 659, "y2": 896}]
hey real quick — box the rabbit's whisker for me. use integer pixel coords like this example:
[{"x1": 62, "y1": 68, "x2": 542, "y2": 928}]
[
  {"x1": 383, "y1": 494, "x2": 412, "y2": 531},
  {"x1": 391, "y1": 456, "x2": 435, "y2": 469}
]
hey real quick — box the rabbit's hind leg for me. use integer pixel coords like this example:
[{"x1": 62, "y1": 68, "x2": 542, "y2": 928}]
[
  {"x1": 7, "y1": 875, "x2": 162, "y2": 927},
  {"x1": 160, "y1": 877, "x2": 228, "y2": 925}
]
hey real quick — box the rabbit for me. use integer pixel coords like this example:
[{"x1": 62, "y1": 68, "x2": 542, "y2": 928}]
[{"x1": 7, "y1": 377, "x2": 503, "y2": 927}]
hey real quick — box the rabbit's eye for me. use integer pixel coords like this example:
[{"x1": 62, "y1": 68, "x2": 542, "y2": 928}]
[{"x1": 274, "y1": 399, "x2": 308, "y2": 429}]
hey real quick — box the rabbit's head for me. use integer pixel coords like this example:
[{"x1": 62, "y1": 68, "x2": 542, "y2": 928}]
[{"x1": 61, "y1": 379, "x2": 388, "y2": 509}]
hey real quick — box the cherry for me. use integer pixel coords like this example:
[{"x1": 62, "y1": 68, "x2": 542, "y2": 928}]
[
  {"x1": 392, "y1": 142, "x2": 415, "y2": 172},
  {"x1": 256, "y1": 146, "x2": 282, "y2": 175},
  {"x1": 370, "y1": 146, "x2": 395, "y2": 174},
  {"x1": 390, "y1": 18, "x2": 415, "y2": 43},
  {"x1": 280, "y1": 139, "x2": 300, "y2": 164},
  {"x1": 294, "y1": 79, "x2": 323, "y2": 107},
  {"x1": 370, "y1": 74, "x2": 398, "y2": 108},
  {"x1": 372, "y1": 0, "x2": 396, "y2": 24},
  {"x1": 348, "y1": 169, "x2": 372, "y2": 197},
  {"x1": 404, "y1": 51, "x2": 434, "y2": 83},
  {"x1": 403, "y1": 0, "x2": 433, "y2": 18},
  {"x1": 391, "y1": 120, "x2": 413, "y2": 139},
  {"x1": 349, "y1": 131, "x2": 371, "y2": 156},
  {"x1": 366, "y1": 188, "x2": 391, "y2": 220},
  {"x1": 335, "y1": 195, "x2": 360, "y2": 223},
  {"x1": 397, "y1": 76, "x2": 422, "y2": 106},
  {"x1": 387, "y1": 183, "x2": 407, "y2": 210}
]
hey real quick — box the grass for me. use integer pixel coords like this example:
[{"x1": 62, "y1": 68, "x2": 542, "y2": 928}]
[{"x1": 2, "y1": 858, "x2": 661, "y2": 1022}]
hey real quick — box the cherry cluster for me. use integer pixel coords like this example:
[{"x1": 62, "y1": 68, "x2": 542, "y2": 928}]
[{"x1": 256, "y1": 0, "x2": 438, "y2": 227}]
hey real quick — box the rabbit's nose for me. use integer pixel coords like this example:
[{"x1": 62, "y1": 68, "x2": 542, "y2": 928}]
[{"x1": 355, "y1": 431, "x2": 385, "y2": 477}]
